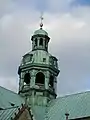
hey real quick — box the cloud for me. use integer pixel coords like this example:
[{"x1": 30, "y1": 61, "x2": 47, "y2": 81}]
[
  {"x1": 0, "y1": 77, "x2": 18, "y2": 92},
  {"x1": 0, "y1": 0, "x2": 15, "y2": 18},
  {"x1": 44, "y1": 8, "x2": 90, "y2": 95},
  {"x1": 0, "y1": 1, "x2": 90, "y2": 96}
]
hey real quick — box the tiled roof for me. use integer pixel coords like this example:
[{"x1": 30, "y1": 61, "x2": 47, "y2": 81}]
[
  {"x1": 45, "y1": 91, "x2": 90, "y2": 120},
  {"x1": 1, "y1": 86, "x2": 90, "y2": 120},
  {"x1": 0, "y1": 86, "x2": 24, "y2": 120},
  {"x1": 0, "y1": 86, "x2": 37, "y2": 120},
  {"x1": 0, "y1": 86, "x2": 24, "y2": 109},
  {"x1": 0, "y1": 106, "x2": 19, "y2": 120},
  {"x1": 0, "y1": 104, "x2": 34, "y2": 120}
]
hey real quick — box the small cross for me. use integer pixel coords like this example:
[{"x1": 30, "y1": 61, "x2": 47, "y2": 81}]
[
  {"x1": 40, "y1": 13, "x2": 44, "y2": 28},
  {"x1": 40, "y1": 12, "x2": 44, "y2": 23}
]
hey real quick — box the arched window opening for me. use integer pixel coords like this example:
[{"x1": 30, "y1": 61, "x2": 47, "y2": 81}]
[
  {"x1": 35, "y1": 38, "x2": 37, "y2": 46},
  {"x1": 24, "y1": 73, "x2": 30, "y2": 84},
  {"x1": 39, "y1": 38, "x2": 43, "y2": 46},
  {"x1": 45, "y1": 40, "x2": 47, "y2": 47},
  {"x1": 35, "y1": 72, "x2": 45, "y2": 84},
  {"x1": 49, "y1": 75, "x2": 54, "y2": 88}
]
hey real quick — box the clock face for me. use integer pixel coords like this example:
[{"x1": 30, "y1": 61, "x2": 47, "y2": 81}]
[
  {"x1": 25, "y1": 55, "x2": 30, "y2": 63},
  {"x1": 24, "y1": 54, "x2": 33, "y2": 64}
]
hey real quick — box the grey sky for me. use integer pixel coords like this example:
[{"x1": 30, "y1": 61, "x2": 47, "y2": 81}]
[{"x1": 0, "y1": 0, "x2": 90, "y2": 96}]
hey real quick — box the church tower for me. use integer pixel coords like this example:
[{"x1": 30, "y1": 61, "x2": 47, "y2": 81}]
[{"x1": 18, "y1": 18, "x2": 60, "y2": 106}]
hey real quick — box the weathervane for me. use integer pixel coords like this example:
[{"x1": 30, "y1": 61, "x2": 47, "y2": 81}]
[{"x1": 40, "y1": 12, "x2": 44, "y2": 28}]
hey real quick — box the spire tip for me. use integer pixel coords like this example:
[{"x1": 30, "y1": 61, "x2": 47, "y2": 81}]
[{"x1": 40, "y1": 13, "x2": 44, "y2": 29}]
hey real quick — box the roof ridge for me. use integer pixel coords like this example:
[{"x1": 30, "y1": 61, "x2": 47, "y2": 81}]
[
  {"x1": 0, "y1": 86, "x2": 18, "y2": 95},
  {"x1": 57, "y1": 90, "x2": 90, "y2": 99}
]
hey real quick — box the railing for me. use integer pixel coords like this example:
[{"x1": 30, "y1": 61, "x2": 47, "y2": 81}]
[
  {"x1": 35, "y1": 83, "x2": 45, "y2": 90},
  {"x1": 23, "y1": 84, "x2": 30, "y2": 91}
]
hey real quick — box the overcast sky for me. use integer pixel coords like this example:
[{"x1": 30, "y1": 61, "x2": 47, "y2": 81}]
[{"x1": 0, "y1": 0, "x2": 90, "y2": 97}]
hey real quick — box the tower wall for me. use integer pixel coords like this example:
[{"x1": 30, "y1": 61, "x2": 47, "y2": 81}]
[{"x1": 18, "y1": 27, "x2": 60, "y2": 106}]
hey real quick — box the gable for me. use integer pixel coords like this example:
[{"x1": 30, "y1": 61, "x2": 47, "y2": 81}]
[
  {"x1": 16, "y1": 109, "x2": 31, "y2": 120},
  {"x1": 12, "y1": 104, "x2": 33, "y2": 120}
]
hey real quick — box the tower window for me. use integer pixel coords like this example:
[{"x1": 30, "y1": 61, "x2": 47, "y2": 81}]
[
  {"x1": 35, "y1": 72, "x2": 45, "y2": 84},
  {"x1": 35, "y1": 38, "x2": 37, "y2": 46},
  {"x1": 43, "y1": 58, "x2": 46, "y2": 62},
  {"x1": 18, "y1": 66, "x2": 21, "y2": 75},
  {"x1": 39, "y1": 38, "x2": 43, "y2": 46},
  {"x1": 45, "y1": 40, "x2": 47, "y2": 50},
  {"x1": 24, "y1": 73, "x2": 31, "y2": 84},
  {"x1": 49, "y1": 75, "x2": 54, "y2": 87}
]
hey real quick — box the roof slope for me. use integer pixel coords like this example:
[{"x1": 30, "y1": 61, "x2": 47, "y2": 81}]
[
  {"x1": 0, "y1": 86, "x2": 24, "y2": 120},
  {"x1": 0, "y1": 86, "x2": 24, "y2": 109},
  {"x1": 46, "y1": 91, "x2": 90, "y2": 120},
  {"x1": 0, "y1": 107, "x2": 18, "y2": 120},
  {"x1": 34, "y1": 28, "x2": 48, "y2": 36},
  {"x1": 0, "y1": 86, "x2": 46, "y2": 120},
  {"x1": 1, "y1": 86, "x2": 90, "y2": 120}
]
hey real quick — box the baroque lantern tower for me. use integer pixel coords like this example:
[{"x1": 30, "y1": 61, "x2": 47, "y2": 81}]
[{"x1": 18, "y1": 18, "x2": 60, "y2": 106}]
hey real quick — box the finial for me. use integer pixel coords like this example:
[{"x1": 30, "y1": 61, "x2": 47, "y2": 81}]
[
  {"x1": 65, "y1": 112, "x2": 69, "y2": 120},
  {"x1": 40, "y1": 12, "x2": 44, "y2": 29}
]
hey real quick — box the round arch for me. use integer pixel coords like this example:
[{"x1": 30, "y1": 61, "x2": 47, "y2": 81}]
[
  {"x1": 39, "y1": 38, "x2": 43, "y2": 46},
  {"x1": 49, "y1": 75, "x2": 54, "y2": 87},
  {"x1": 24, "y1": 73, "x2": 31, "y2": 84},
  {"x1": 35, "y1": 72, "x2": 45, "y2": 84}
]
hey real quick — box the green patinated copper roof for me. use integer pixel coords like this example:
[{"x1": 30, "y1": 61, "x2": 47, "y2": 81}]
[
  {"x1": 0, "y1": 86, "x2": 24, "y2": 120},
  {"x1": 0, "y1": 86, "x2": 24, "y2": 109},
  {"x1": 45, "y1": 91, "x2": 90, "y2": 120},
  {"x1": 1, "y1": 85, "x2": 90, "y2": 120},
  {"x1": 0, "y1": 107, "x2": 20, "y2": 120},
  {"x1": 34, "y1": 28, "x2": 48, "y2": 36}
]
